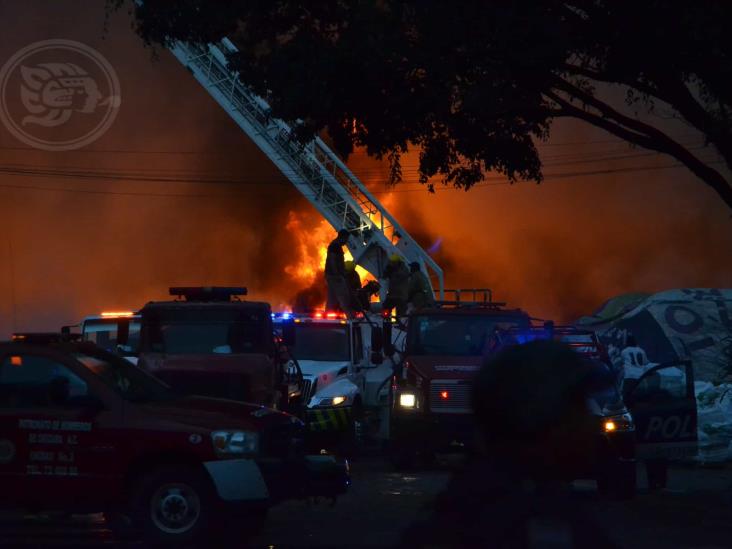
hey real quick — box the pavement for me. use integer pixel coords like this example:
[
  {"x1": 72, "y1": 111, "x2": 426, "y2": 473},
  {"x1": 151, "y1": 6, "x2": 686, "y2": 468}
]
[{"x1": 1, "y1": 459, "x2": 731, "y2": 548}]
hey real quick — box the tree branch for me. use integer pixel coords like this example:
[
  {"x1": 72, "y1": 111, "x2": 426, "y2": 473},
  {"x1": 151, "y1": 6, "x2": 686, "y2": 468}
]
[{"x1": 545, "y1": 90, "x2": 732, "y2": 210}]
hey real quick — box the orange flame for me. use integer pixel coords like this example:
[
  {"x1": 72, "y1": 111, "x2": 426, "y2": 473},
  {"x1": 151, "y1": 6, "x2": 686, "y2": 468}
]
[
  {"x1": 283, "y1": 212, "x2": 332, "y2": 286},
  {"x1": 283, "y1": 211, "x2": 376, "y2": 310}
]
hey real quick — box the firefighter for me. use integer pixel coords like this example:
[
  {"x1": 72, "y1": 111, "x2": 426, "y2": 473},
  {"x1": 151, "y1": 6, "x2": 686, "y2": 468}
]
[
  {"x1": 345, "y1": 261, "x2": 361, "y2": 295},
  {"x1": 325, "y1": 229, "x2": 353, "y2": 316},
  {"x1": 382, "y1": 254, "x2": 410, "y2": 316},
  {"x1": 407, "y1": 262, "x2": 435, "y2": 311}
]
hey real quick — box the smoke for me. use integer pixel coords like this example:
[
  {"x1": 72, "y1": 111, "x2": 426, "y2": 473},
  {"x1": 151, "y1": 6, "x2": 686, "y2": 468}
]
[
  {"x1": 291, "y1": 272, "x2": 327, "y2": 313},
  {"x1": 348, "y1": 123, "x2": 732, "y2": 322},
  {"x1": 0, "y1": 1, "x2": 311, "y2": 336}
]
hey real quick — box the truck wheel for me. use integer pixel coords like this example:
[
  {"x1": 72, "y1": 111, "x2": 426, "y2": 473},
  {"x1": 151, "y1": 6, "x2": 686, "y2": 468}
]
[{"x1": 130, "y1": 466, "x2": 215, "y2": 545}]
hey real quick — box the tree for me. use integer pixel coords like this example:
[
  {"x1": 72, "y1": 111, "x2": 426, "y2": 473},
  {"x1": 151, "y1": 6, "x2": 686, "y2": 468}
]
[{"x1": 120, "y1": 1, "x2": 732, "y2": 210}]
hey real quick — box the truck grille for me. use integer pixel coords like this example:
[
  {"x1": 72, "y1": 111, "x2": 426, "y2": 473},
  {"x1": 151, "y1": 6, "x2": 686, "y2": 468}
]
[
  {"x1": 429, "y1": 380, "x2": 472, "y2": 414},
  {"x1": 301, "y1": 378, "x2": 316, "y2": 404}
]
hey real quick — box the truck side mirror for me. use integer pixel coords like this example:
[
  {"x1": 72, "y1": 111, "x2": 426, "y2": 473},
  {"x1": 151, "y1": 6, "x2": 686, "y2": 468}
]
[
  {"x1": 383, "y1": 320, "x2": 395, "y2": 358},
  {"x1": 116, "y1": 344, "x2": 137, "y2": 358},
  {"x1": 371, "y1": 326, "x2": 383, "y2": 354},
  {"x1": 281, "y1": 319, "x2": 296, "y2": 347}
]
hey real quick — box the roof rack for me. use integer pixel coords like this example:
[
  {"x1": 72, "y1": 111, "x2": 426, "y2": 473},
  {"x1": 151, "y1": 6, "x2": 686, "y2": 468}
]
[
  {"x1": 169, "y1": 287, "x2": 247, "y2": 302},
  {"x1": 436, "y1": 288, "x2": 507, "y2": 309}
]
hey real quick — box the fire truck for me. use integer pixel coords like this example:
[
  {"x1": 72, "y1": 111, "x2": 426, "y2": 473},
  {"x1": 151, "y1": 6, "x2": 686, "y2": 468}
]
[
  {"x1": 271, "y1": 310, "x2": 400, "y2": 453},
  {"x1": 135, "y1": 287, "x2": 304, "y2": 412},
  {"x1": 0, "y1": 332, "x2": 348, "y2": 544},
  {"x1": 377, "y1": 290, "x2": 532, "y2": 467}
]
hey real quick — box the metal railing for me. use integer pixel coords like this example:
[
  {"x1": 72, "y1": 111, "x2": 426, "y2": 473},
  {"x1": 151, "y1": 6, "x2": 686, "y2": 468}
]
[{"x1": 168, "y1": 38, "x2": 444, "y2": 297}]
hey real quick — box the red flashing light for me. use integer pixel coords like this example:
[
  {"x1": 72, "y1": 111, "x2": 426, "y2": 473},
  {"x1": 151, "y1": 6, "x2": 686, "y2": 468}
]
[
  {"x1": 440, "y1": 391, "x2": 449, "y2": 400},
  {"x1": 314, "y1": 312, "x2": 324, "y2": 319},
  {"x1": 326, "y1": 312, "x2": 337, "y2": 319}
]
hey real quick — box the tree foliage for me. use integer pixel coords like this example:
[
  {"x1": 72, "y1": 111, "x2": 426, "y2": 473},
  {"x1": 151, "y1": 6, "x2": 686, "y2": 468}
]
[{"x1": 121, "y1": 0, "x2": 732, "y2": 209}]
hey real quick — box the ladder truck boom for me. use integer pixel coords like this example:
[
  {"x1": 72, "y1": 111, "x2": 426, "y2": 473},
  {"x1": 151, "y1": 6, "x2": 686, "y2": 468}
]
[{"x1": 167, "y1": 38, "x2": 444, "y2": 298}]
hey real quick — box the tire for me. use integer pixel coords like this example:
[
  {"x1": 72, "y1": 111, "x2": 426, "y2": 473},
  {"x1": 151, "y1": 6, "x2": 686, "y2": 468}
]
[{"x1": 128, "y1": 466, "x2": 216, "y2": 545}]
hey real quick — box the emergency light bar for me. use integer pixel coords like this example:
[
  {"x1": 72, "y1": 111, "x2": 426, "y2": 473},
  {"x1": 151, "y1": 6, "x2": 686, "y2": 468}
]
[
  {"x1": 506, "y1": 326, "x2": 603, "y2": 356},
  {"x1": 169, "y1": 286, "x2": 247, "y2": 302},
  {"x1": 272, "y1": 311, "x2": 348, "y2": 322},
  {"x1": 100, "y1": 311, "x2": 136, "y2": 318},
  {"x1": 11, "y1": 332, "x2": 81, "y2": 344}
]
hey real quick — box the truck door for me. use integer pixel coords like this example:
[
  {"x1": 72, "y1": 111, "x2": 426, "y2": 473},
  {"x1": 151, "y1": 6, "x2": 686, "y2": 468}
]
[
  {"x1": 0, "y1": 350, "x2": 116, "y2": 508},
  {"x1": 625, "y1": 360, "x2": 697, "y2": 461}
]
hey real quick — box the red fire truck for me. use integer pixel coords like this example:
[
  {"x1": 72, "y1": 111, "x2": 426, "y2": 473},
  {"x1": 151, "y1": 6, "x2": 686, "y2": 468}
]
[
  {"x1": 383, "y1": 290, "x2": 532, "y2": 467},
  {"x1": 136, "y1": 287, "x2": 304, "y2": 412},
  {"x1": 0, "y1": 333, "x2": 348, "y2": 544}
]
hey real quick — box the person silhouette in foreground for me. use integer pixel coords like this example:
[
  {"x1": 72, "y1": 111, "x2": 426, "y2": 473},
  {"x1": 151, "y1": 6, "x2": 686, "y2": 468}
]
[{"x1": 400, "y1": 340, "x2": 618, "y2": 548}]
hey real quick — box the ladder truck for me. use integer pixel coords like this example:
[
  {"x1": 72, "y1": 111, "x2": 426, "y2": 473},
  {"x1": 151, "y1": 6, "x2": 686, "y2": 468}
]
[
  {"x1": 165, "y1": 37, "x2": 444, "y2": 298},
  {"x1": 162, "y1": 35, "x2": 451, "y2": 458}
]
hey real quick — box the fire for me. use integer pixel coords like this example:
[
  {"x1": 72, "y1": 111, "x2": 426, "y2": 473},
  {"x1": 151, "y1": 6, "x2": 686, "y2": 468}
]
[
  {"x1": 284, "y1": 212, "x2": 332, "y2": 285},
  {"x1": 283, "y1": 211, "x2": 376, "y2": 310}
]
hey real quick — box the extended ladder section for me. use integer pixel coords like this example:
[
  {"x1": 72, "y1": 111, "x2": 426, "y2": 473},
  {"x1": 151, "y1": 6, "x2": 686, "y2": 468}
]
[{"x1": 168, "y1": 38, "x2": 444, "y2": 298}]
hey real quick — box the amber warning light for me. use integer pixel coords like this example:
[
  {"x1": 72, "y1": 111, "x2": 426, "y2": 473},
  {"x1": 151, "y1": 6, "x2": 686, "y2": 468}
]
[
  {"x1": 440, "y1": 391, "x2": 449, "y2": 400},
  {"x1": 100, "y1": 311, "x2": 135, "y2": 318}
]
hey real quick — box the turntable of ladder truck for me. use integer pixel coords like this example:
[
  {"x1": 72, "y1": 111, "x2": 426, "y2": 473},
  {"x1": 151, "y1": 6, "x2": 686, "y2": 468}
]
[
  {"x1": 378, "y1": 289, "x2": 532, "y2": 468},
  {"x1": 272, "y1": 310, "x2": 396, "y2": 455},
  {"x1": 135, "y1": 287, "x2": 305, "y2": 413}
]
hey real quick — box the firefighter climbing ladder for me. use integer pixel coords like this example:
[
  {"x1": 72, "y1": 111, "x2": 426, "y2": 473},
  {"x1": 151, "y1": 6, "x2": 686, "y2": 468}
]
[{"x1": 168, "y1": 38, "x2": 444, "y2": 298}]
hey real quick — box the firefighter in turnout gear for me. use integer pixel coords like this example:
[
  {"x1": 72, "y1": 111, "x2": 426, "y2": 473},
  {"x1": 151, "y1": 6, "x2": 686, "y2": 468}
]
[
  {"x1": 382, "y1": 254, "x2": 410, "y2": 316},
  {"x1": 325, "y1": 229, "x2": 353, "y2": 316},
  {"x1": 408, "y1": 262, "x2": 435, "y2": 311}
]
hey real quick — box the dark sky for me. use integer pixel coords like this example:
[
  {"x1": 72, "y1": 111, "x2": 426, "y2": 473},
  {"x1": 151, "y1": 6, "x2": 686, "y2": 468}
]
[{"x1": 0, "y1": 1, "x2": 730, "y2": 337}]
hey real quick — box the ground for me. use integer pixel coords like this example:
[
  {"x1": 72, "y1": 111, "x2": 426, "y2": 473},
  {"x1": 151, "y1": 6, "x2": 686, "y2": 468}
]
[{"x1": 2, "y1": 459, "x2": 731, "y2": 548}]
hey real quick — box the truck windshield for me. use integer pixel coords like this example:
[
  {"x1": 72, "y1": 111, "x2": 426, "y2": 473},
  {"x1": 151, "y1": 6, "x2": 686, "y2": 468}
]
[
  {"x1": 147, "y1": 321, "x2": 266, "y2": 355},
  {"x1": 407, "y1": 314, "x2": 528, "y2": 356},
  {"x1": 291, "y1": 324, "x2": 350, "y2": 361},
  {"x1": 583, "y1": 359, "x2": 625, "y2": 414},
  {"x1": 82, "y1": 319, "x2": 140, "y2": 352},
  {"x1": 75, "y1": 352, "x2": 172, "y2": 402}
]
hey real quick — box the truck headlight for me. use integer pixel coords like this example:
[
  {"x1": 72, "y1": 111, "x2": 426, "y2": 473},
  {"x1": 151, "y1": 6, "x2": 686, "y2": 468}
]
[
  {"x1": 399, "y1": 393, "x2": 416, "y2": 408},
  {"x1": 603, "y1": 412, "x2": 634, "y2": 433},
  {"x1": 211, "y1": 431, "x2": 259, "y2": 457},
  {"x1": 316, "y1": 395, "x2": 348, "y2": 407}
]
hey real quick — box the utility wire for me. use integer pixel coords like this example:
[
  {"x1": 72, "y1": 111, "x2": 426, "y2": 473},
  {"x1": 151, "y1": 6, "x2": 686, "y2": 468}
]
[{"x1": 0, "y1": 159, "x2": 724, "y2": 199}]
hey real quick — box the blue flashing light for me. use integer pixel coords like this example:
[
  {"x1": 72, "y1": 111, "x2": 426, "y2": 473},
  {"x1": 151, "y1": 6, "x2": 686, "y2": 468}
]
[{"x1": 282, "y1": 312, "x2": 291, "y2": 320}]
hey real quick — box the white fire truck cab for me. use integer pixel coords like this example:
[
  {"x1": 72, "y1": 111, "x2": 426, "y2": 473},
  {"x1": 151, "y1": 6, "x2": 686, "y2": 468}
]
[
  {"x1": 273, "y1": 312, "x2": 397, "y2": 452},
  {"x1": 78, "y1": 312, "x2": 140, "y2": 363}
]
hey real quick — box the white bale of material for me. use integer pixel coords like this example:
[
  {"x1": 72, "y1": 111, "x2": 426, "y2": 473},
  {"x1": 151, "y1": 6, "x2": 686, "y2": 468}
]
[{"x1": 695, "y1": 382, "x2": 732, "y2": 463}]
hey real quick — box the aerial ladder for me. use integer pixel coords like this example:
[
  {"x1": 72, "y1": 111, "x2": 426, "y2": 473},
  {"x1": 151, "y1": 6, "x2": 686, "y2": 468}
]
[{"x1": 166, "y1": 38, "x2": 444, "y2": 298}]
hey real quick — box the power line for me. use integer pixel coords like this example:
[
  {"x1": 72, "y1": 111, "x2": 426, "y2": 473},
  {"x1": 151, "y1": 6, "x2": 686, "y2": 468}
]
[{"x1": 0, "y1": 159, "x2": 723, "y2": 199}]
